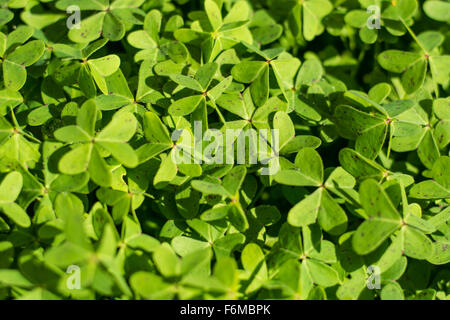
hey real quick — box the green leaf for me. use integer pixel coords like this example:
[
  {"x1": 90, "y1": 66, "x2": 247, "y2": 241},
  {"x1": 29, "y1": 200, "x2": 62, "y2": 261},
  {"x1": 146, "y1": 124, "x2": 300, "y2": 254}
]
[
  {"x1": 144, "y1": 10, "x2": 162, "y2": 41},
  {"x1": 169, "y1": 95, "x2": 204, "y2": 116},
  {"x1": 153, "y1": 243, "x2": 180, "y2": 278},
  {"x1": 205, "y1": 0, "x2": 222, "y2": 31},
  {"x1": 88, "y1": 55, "x2": 121, "y2": 77},
  {"x1": 402, "y1": 227, "x2": 432, "y2": 260},
  {"x1": 59, "y1": 144, "x2": 92, "y2": 175},
  {"x1": 54, "y1": 126, "x2": 91, "y2": 143},
  {"x1": 273, "y1": 111, "x2": 295, "y2": 150},
  {"x1": 0, "y1": 172, "x2": 22, "y2": 203},
  {"x1": 231, "y1": 61, "x2": 266, "y2": 83},
  {"x1": 378, "y1": 50, "x2": 423, "y2": 73},
  {"x1": 381, "y1": 281, "x2": 404, "y2": 300},
  {"x1": 339, "y1": 148, "x2": 386, "y2": 181},
  {"x1": 1, "y1": 203, "x2": 30, "y2": 228},
  {"x1": 169, "y1": 74, "x2": 203, "y2": 91},
  {"x1": 3, "y1": 59, "x2": 27, "y2": 91},
  {"x1": 402, "y1": 60, "x2": 427, "y2": 94},
  {"x1": 0, "y1": 89, "x2": 23, "y2": 113},
  {"x1": 8, "y1": 40, "x2": 45, "y2": 66},
  {"x1": 78, "y1": 65, "x2": 97, "y2": 98},
  {"x1": 288, "y1": 189, "x2": 321, "y2": 227},
  {"x1": 241, "y1": 243, "x2": 267, "y2": 294},
  {"x1": 96, "y1": 110, "x2": 137, "y2": 142},
  {"x1": 5, "y1": 26, "x2": 33, "y2": 52},
  {"x1": 352, "y1": 180, "x2": 402, "y2": 255},
  {"x1": 304, "y1": 259, "x2": 339, "y2": 287},
  {"x1": 317, "y1": 189, "x2": 348, "y2": 235},
  {"x1": 191, "y1": 180, "x2": 230, "y2": 197},
  {"x1": 252, "y1": 24, "x2": 282, "y2": 45},
  {"x1": 275, "y1": 148, "x2": 323, "y2": 187},
  {"x1": 127, "y1": 30, "x2": 157, "y2": 49},
  {"x1": 68, "y1": 12, "x2": 104, "y2": 43},
  {"x1": 250, "y1": 64, "x2": 269, "y2": 107},
  {"x1": 0, "y1": 269, "x2": 33, "y2": 288},
  {"x1": 417, "y1": 130, "x2": 440, "y2": 169},
  {"x1": 143, "y1": 112, "x2": 172, "y2": 145},
  {"x1": 223, "y1": 165, "x2": 246, "y2": 196},
  {"x1": 296, "y1": 59, "x2": 323, "y2": 87},
  {"x1": 154, "y1": 152, "x2": 177, "y2": 187},
  {"x1": 207, "y1": 76, "x2": 232, "y2": 101},
  {"x1": 195, "y1": 62, "x2": 219, "y2": 90},
  {"x1": 423, "y1": 1, "x2": 450, "y2": 22},
  {"x1": 102, "y1": 12, "x2": 125, "y2": 41},
  {"x1": 409, "y1": 180, "x2": 450, "y2": 199}
]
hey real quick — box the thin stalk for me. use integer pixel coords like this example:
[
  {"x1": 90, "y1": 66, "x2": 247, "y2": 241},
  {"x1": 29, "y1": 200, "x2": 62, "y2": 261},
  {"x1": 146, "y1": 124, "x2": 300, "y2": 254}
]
[
  {"x1": 143, "y1": 192, "x2": 155, "y2": 199},
  {"x1": 131, "y1": 204, "x2": 140, "y2": 224},
  {"x1": 209, "y1": 99, "x2": 226, "y2": 124},
  {"x1": 8, "y1": 106, "x2": 20, "y2": 128},
  {"x1": 400, "y1": 19, "x2": 439, "y2": 98},
  {"x1": 400, "y1": 18, "x2": 428, "y2": 55},
  {"x1": 8, "y1": 106, "x2": 41, "y2": 143}
]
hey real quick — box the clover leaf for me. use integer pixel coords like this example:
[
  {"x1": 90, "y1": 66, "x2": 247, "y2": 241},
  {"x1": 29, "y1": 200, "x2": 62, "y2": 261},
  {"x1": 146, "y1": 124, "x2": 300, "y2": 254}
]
[
  {"x1": 378, "y1": 21, "x2": 450, "y2": 96},
  {"x1": 52, "y1": 39, "x2": 120, "y2": 98},
  {"x1": 268, "y1": 223, "x2": 340, "y2": 298},
  {"x1": 56, "y1": 0, "x2": 146, "y2": 42},
  {"x1": 54, "y1": 100, "x2": 138, "y2": 187},
  {"x1": 0, "y1": 0, "x2": 448, "y2": 301},
  {"x1": 231, "y1": 43, "x2": 300, "y2": 107},
  {"x1": 274, "y1": 148, "x2": 349, "y2": 235},
  {"x1": 0, "y1": 171, "x2": 30, "y2": 228},
  {"x1": 127, "y1": 9, "x2": 188, "y2": 63},
  {"x1": 334, "y1": 90, "x2": 416, "y2": 159},
  {"x1": 0, "y1": 26, "x2": 45, "y2": 91},
  {"x1": 174, "y1": 0, "x2": 252, "y2": 62},
  {"x1": 352, "y1": 179, "x2": 434, "y2": 259}
]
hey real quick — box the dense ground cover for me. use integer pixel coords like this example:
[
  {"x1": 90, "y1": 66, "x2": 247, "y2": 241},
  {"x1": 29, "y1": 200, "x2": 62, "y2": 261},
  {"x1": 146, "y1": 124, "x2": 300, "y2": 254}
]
[{"x1": 0, "y1": 0, "x2": 448, "y2": 300}]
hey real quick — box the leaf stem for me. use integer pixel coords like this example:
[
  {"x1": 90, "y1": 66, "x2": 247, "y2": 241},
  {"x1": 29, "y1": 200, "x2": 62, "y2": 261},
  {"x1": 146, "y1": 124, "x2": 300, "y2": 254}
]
[
  {"x1": 386, "y1": 122, "x2": 394, "y2": 160},
  {"x1": 209, "y1": 99, "x2": 226, "y2": 124},
  {"x1": 8, "y1": 105, "x2": 20, "y2": 128},
  {"x1": 400, "y1": 18, "x2": 428, "y2": 55},
  {"x1": 131, "y1": 204, "x2": 140, "y2": 225},
  {"x1": 21, "y1": 131, "x2": 42, "y2": 144},
  {"x1": 401, "y1": 18, "x2": 440, "y2": 98},
  {"x1": 143, "y1": 192, "x2": 155, "y2": 199},
  {"x1": 8, "y1": 106, "x2": 41, "y2": 143}
]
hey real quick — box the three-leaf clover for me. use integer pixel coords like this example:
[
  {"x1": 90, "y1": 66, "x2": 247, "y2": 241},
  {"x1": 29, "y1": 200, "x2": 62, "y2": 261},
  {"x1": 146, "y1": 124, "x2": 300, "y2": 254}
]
[
  {"x1": 283, "y1": 0, "x2": 333, "y2": 42},
  {"x1": 0, "y1": 26, "x2": 45, "y2": 91},
  {"x1": 54, "y1": 100, "x2": 138, "y2": 187},
  {"x1": 334, "y1": 89, "x2": 416, "y2": 160},
  {"x1": 174, "y1": 0, "x2": 252, "y2": 62},
  {"x1": 45, "y1": 202, "x2": 132, "y2": 298},
  {"x1": 0, "y1": 113, "x2": 40, "y2": 170},
  {"x1": 378, "y1": 22, "x2": 450, "y2": 95},
  {"x1": 167, "y1": 62, "x2": 231, "y2": 121},
  {"x1": 410, "y1": 156, "x2": 450, "y2": 199},
  {"x1": 344, "y1": 0, "x2": 419, "y2": 44},
  {"x1": 130, "y1": 244, "x2": 214, "y2": 300},
  {"x1": 56, "y1": 0, "x2": 146, "y2": 42},
  {"x1": 127, "y1": 9, "x2": 188, "y2": 63},
  {"x1": 171, "y1": 218, "x2": 245, "y2": 259},
  {"x1": 191, "y1": 165, "x2": 249, "y2": 232},
  {"x1": 231, "y1": 44, "x2": 300, "y2": 107},
  {"x1": 352, "y1": 179, "x2": 434, "y2": 259},
  {"x1": 274, "y1": 148, "x2": 350, "y2": 235},
  {"x1": 269, "y1": 223, "x2": 340, "y2": 296},
  {"x1": 52, "y1": 39, "x2": 121, "y2": 98}
]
